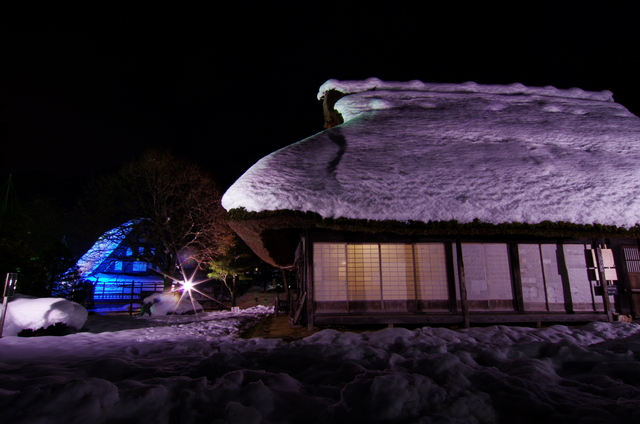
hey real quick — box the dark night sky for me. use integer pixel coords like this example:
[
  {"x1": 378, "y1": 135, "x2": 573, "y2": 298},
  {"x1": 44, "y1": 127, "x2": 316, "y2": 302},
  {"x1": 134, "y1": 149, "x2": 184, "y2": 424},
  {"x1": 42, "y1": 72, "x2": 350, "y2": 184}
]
[{"x1": 2, "y1": 3, "x2": 639, "y2": 198}]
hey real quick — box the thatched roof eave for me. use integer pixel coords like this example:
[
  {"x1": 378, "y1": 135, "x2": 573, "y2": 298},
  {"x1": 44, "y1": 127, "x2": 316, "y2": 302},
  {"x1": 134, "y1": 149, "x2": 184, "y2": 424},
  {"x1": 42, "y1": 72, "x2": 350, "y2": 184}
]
[{"x1": 228, "y1": 207, "x2": 640, "y2": 267}]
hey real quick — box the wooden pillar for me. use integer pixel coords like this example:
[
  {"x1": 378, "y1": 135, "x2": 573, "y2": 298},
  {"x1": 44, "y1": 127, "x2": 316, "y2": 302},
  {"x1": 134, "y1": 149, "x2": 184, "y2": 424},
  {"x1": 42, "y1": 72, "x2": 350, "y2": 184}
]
[
  {"x1": 509, "y1": 243, "x2": 525, "y2": 313},
  {"x1": 455, "y1": 240, "x2": 470, "y2": 328},
  {"x1": 624, "y1": 238, "x2": 640, "y2": 318},
  {"x1": 594, "y1": 239, "x2": 614, "y2": 323},
  {"x1": 538, "y1": 245, "x2": 551, "y2": 312},
  {"x1": 611, "y1": 243, "x2": 634, "y2": 318},
  {"x1": 304, "y1": 233, "x2": 315, "y2": 331},
  {"x1": 444, "y1": 242, "x2": 457, "y2": 312},
  {"x1": 281, "y1": 269, "x2": 290, "y2": 312},
  {"x1": 557, "y1": 242, "x2": 574, "y2": 313},
  {"x1": 130, "y1": 281, "x2": 134, "y2": 316},
  {"x1": 378, "y1": 243, "x2": 384, "y2": 312}
]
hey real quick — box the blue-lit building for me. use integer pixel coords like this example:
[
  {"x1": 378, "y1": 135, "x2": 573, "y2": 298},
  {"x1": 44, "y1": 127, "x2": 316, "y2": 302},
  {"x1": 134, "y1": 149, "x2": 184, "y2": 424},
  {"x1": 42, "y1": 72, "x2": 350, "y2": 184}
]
[{"x1": 76, "y1": 220, "x2": 164, "y2": 306}]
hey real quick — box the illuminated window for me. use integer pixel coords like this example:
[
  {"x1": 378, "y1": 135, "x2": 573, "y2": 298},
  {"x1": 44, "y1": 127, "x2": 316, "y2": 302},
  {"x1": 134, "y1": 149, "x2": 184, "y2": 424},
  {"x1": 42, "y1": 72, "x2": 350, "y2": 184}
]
[
  {"x1": 313, "y1": 243, "x2": 347, "y2": 301},
  {"x1": 460, "y1": 243, "x2": 513, "y2": 310},
  {"x1": 414, "y1": 243, "x2": 449, "y2": 301},
  {"x1": 347, "y1": 244, "x2": 381, "y2": 301},
  {"x1": 313, "y1": 242, "x2": 449, "y2": 304},
  {"x1": 312, "y1": 241, "x2": 613, "y2": 314},
  {"x1": 113, "y1": 261, "x2": 123, "y2": 271},
  {"x1": 563, "y1": 244, "x2": 596, "y2": 311},
  {"x1": 132, "y1": 261, "x2": 147, "y2": 272},
  {"x1": 380, "y1": 244, "x2": 415, "y2": 300},
  {"x1": 518, "y1": 244, "x2": 547, "y2": 311},
  {"x1": 518, "y1": 243, "x2": 602, "y2": 312},
  {"x1": 518, "y1": 244, "x2": 568, "y2": 311},
  {"x1": 539, "y1": 244, "x2": 565, "y2": 308}
]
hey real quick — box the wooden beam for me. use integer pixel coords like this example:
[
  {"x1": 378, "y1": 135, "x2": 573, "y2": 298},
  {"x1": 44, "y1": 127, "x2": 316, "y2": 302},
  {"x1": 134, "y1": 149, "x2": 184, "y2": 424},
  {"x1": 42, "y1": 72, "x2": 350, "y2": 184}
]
[
  {"x1": 445, "y1": 242, "x2": 457, "y2": 312},
  {"x1": 455, "y1": 240, "x2": 470, "y2": 328},
  {"x1": 312, "y1": 312, "x2": 609, "y2": 326}
]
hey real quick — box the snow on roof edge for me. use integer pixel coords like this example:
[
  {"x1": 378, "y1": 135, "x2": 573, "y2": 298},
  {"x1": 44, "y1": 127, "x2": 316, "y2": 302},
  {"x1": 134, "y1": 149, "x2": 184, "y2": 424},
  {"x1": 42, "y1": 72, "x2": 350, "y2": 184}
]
[
  {"x1": 317, "y1": 77, "x2": 614, "y2": 103},
  {"x1": 76, "y1": 219, "x2": 143, "y2": 276}
]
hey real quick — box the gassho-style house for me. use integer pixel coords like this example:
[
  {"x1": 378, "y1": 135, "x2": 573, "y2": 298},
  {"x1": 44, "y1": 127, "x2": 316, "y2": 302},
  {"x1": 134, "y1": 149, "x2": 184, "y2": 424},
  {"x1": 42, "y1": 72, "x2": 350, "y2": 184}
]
[
  {"x1": 75, "y1": 219, "x2": 164, "y2": 307},
  {"x1": 222, "y1": 78, "x2": 640, "y2": 328}
]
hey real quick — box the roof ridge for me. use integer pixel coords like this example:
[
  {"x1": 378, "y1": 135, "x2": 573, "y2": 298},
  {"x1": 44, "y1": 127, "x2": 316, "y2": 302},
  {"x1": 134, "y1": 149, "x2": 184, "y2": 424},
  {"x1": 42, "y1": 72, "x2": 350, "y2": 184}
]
[{"x1": 318, "y1": 78, "x2": 613, "y2": 103}]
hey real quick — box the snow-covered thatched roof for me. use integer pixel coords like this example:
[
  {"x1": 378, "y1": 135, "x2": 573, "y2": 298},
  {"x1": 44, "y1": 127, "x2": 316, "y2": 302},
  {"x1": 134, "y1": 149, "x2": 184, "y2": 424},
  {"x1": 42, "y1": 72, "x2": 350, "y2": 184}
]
[
  {"x1": 76, "y1": 219, "x2": 140, "y2": 278},
  {"x1": 222, "y1": 78, "x2": 640, "y2": 265},
  {"x1": 224, "y1": 78, "x2": 640, "y2": 227}
]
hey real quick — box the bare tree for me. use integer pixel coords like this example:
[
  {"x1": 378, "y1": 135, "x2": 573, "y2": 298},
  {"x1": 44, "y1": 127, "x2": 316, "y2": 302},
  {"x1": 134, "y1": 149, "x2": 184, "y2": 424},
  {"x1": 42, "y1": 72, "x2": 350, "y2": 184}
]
[{"x1": 84, "y1": 149, "x2": 234, "y2": 289}]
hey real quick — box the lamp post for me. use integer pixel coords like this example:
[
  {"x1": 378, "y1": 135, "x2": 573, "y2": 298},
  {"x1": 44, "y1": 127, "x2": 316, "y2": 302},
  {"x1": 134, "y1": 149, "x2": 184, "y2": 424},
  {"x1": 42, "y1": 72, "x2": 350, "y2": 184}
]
[{"x1": 0, "y1": 273, "x2": 18, "y2": 338}]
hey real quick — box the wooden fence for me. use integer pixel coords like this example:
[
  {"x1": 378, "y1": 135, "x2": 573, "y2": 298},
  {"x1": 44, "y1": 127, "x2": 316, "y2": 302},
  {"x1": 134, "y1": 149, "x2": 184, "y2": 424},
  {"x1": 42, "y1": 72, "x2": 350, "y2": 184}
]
[{"x1": 92, "y1": 280, "x2": 164, "y2": 313}]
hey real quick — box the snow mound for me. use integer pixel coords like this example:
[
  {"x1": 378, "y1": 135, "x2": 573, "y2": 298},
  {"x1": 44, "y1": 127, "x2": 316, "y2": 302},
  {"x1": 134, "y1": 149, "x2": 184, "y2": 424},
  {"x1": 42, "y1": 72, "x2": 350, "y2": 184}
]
[
  {"x1": 2, "y1": 309, "x2": 640, "y2": 423},
  {"x1": 1, "y1": 295, "x2": 88, "y2": 337},
  {"x1": 143, "y1": 292, "x2": 204, "y2": 315}
]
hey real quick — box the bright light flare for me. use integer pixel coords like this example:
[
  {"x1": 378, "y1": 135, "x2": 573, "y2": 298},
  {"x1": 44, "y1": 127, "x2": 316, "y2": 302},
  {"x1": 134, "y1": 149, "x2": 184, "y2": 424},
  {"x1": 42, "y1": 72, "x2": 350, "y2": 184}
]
[{"x1": 154, "y1": 264, "x2": 222, "y2": 319}]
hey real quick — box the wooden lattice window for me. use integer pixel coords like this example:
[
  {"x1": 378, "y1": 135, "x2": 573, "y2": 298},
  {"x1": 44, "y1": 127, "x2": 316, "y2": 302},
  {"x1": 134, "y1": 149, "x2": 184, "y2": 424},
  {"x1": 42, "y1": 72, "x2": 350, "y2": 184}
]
[{"x1": 624, "y1": 247, "x2": 640, "y2": 273}]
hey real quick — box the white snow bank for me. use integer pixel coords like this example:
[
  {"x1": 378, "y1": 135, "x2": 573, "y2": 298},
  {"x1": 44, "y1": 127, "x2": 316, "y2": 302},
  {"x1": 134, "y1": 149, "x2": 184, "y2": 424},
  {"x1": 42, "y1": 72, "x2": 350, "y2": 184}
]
[
  {"x1": 1, "y1": 314, "x2": 640, "y2": 423},
  {"x1": 143, "y1": 291, "x2": 204, "y2": 315},
  {"x1": 223, "y1": 78, "x2": 640, "y2": 228},
  {"x1": 1, "y1": 295, "x2": 88, "y2": 337}
]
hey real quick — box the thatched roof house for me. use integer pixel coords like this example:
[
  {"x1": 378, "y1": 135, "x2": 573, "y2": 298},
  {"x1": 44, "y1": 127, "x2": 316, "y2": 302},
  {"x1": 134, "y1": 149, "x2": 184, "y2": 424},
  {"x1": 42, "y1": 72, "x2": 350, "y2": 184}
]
[
  {"x1": 76, "y1": 220, "x2": 164, "y2": 305},
  {"x1": 223, "y1": 78, "x2": 640, "y2": 327}
]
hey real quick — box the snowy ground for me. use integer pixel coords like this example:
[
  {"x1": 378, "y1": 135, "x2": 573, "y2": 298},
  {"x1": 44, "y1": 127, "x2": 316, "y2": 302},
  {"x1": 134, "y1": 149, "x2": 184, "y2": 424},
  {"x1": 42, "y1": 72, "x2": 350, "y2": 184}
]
[{"x1": 2, "y1": 308, "x2": 640, "y2": 423}]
